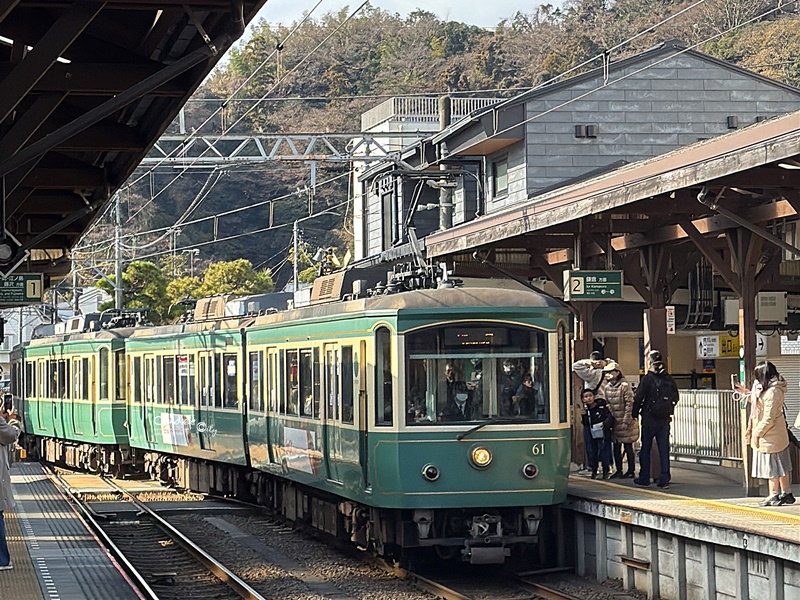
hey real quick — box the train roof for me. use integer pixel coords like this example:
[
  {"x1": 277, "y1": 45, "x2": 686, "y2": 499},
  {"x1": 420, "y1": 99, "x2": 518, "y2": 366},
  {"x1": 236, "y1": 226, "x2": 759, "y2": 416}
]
[
  {"x1": 27, "y1": 327, "x2": 136, "y2": 346},
  {"x1": 253, "y1": 286, "x2": 568, "y2": 327}
]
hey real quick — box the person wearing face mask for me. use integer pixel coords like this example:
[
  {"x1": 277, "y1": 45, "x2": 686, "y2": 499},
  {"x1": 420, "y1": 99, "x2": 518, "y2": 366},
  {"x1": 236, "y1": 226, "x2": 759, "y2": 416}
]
[
  {"x1": 499, "y1": 359, "x2": 523, "y2": 416},
  {"x1": 580, "y1": 388, "x2": 615, "y2": 479},
  {"x1": 441, "y1": 381, "x2": 478, "y2": 422},
  {"x1": 599, "y1": 361, "x2": 637, "y2": 478}
]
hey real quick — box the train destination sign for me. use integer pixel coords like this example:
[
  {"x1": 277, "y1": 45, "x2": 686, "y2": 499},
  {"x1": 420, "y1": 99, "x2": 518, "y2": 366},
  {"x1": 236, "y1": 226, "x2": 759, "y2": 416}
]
[
  {"x1": 563, "y1": 270, "x2": 623, "y2": 301},
  {"x1": 0, "y1": 273, "x2": 44, "y2": 305}
]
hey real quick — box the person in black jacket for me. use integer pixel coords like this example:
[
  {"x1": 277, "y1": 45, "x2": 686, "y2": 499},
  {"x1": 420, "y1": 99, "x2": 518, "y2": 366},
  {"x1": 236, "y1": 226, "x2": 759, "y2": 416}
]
[
  {"x1": 580, "y1": 388, "x2": 615, "y2": 479},
  {"x1": 632, "y1": 350, "x2": 679, "y2": 489}
]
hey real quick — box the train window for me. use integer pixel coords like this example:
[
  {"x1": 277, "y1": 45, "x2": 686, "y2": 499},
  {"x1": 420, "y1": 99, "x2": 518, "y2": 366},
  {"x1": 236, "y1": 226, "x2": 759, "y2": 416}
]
[
  {"x1": 313, "y1": 348, "x2": 321, "y2": 419},
  {"x1": 82, "y1": 358, "x2": 90, "y2": 401},
  {"x1": 375, "y1": 327, "x2": 393, "y2": 427},
  {"x1": 145, "y1": 356, "x2": 155, "y2": 403},
  {"x1": 280, "y1": 350, "x2": 290, "y2": 414},
  {"x1": 198, "y1": 355, "x2": 209, "y2": 407},
  {"x1": 99, "y1": 348, "x2": 110, "y2": 401},
  {"x1": 558, "y1": 322, "x2": 568, "y2": 423},
  {"x1": 404, "y1": 324, "x2": 549, "y2": 425},
  {"x1": 223, "y1": 353, "x2": 238, "y2": 409},
  {"x1": 132, "y1": 357, "x2": 142, "y2": 403},
  {"x1": 341, "y1": 346, "x2": 354, "y2": 424},
  {"x1": 213, "y1": 354, "x2": 222, "y2": 408},
  {"x1": 248, "y1": 351, "x2": 263, "y2": 412},
  {"x1": 57, "y1": 360, "x2": 69, "y2": 400},
  {"x1": 299, "y1": 349, "x2": 313, "y2": 418},
  {"x1": 72, "y1": 358, "x2": 80, "y2": 400},
  {"x1": 325, "y1": 347, "x2": 339, "y2": 420},
  {"x1": 115, "y1": 351, "x2": 126, "y2": 401},
  {"x1": 163, "y1": 356, "x2": 176, "y2": 404},
  {"x1": 25, "y1": 362, "x2": 35, "y2": 398},
  {"x1": 178, "y1": 355, "x2": 194, "y2": 405},
  {"x1": 268, "y1": 350, "x2": 278, "y2": 412}
]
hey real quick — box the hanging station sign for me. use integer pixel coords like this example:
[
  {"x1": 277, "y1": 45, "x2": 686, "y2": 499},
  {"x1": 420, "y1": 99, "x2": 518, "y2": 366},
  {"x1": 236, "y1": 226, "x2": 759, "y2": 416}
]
[{"x1": 563, "y1": 270, "x2": 623, "y2": 301}]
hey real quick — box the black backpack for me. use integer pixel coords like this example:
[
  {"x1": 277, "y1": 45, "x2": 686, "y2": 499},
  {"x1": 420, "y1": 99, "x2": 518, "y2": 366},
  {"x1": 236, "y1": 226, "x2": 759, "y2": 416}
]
[{"x1": 647, "y1": 375, "x2": 676, "y2": 419}]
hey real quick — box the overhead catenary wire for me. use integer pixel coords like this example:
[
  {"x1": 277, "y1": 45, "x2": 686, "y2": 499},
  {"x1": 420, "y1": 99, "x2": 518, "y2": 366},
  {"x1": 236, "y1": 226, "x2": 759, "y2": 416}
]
[
  {"x1": 121, "y1": 0, "x2": 369, "y2": 228},
  {"x1": 76, "y1": 0, "x2": 784, "y2": 281}
]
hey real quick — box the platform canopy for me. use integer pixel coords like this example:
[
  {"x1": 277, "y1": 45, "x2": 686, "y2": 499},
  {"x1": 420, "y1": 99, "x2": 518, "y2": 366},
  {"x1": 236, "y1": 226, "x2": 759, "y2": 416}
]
[{"x1": 0, "y1": 0, "x2": 269, "y2": 279}]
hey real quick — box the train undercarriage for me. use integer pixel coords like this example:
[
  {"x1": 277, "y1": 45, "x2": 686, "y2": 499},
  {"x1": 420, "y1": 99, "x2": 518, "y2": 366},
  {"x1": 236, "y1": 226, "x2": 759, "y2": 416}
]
[{"x1": 27, "y1": 437, "x2": 556, "y2": 567}]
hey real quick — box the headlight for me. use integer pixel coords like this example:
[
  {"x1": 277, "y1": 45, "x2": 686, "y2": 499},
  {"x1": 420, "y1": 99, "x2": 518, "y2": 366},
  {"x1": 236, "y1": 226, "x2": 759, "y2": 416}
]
[
  {"x1": 422, "y1": 464, "x2": 440, "y2": 481},
  {"x1": 522, "y1": 462, "x2": 539, "y2": 479},
  {"x1": 470, "y1": 445, "x2": 493, "y2": 469}
]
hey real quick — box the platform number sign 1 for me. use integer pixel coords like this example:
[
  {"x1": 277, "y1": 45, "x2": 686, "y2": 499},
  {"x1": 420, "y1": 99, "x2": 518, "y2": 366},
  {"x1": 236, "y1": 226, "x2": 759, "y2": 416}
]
[{"x1": 0, "y1": 273, "x2": 44, "y2": 306}]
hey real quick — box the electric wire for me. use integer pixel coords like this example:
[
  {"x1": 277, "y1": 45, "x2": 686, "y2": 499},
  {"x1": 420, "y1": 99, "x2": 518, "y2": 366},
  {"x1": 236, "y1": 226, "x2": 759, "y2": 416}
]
[
  {"x1": 121, "y1": 1, "x2": 366, "y2": 227},
  {"x1": 76, "y1": 1, "x2": 791, "y2": 281}
]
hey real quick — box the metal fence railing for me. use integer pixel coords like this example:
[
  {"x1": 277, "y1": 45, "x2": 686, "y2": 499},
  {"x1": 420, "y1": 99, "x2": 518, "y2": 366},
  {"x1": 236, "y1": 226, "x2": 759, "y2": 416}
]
[{"x1": 671, "y1": 389, "x2": 742, "y2": 464}]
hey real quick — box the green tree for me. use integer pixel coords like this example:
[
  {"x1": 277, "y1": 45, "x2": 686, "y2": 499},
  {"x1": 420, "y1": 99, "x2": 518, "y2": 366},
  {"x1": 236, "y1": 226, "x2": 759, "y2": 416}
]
[
  {"x1": 96, "y1": 260, "x2": 169, "y2": 322},
  {"x1": 195, "y1": 259, "x2": 274, "y2": 297},
  {"x1": 166, "y1": 276, "x2": 202, "y2": 303}
]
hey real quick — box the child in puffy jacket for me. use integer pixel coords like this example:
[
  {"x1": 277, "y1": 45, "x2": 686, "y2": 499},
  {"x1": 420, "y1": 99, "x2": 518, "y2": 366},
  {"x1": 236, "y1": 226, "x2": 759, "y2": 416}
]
[{"x1": 580, "y1": 388, "x2": 615, "y2": 479}]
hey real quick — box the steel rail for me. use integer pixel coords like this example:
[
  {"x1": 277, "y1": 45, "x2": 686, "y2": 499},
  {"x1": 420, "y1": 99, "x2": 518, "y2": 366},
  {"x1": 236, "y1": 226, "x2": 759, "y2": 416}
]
[
  {"x1": 515, "y1": 576, "x2": 584, "y2": 600},
  {"x1": 43, "y1": 465, "x2": 161, "y2": 600},
  {"x1": 103, "y1": 478, "x2": 268, "y2": 600}
]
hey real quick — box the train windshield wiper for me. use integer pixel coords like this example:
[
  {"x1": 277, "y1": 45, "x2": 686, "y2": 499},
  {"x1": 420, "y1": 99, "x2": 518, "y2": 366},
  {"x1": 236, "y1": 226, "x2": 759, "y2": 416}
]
[{"x1": 456, "y1": 416, "x2": 529, "y2": 441}]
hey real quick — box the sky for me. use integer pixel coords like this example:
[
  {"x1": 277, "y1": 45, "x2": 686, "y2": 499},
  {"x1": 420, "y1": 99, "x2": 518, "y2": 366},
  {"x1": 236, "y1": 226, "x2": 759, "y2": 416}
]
[{"x1": 253, "y1": 0, "x2": 549, "y2": 30}]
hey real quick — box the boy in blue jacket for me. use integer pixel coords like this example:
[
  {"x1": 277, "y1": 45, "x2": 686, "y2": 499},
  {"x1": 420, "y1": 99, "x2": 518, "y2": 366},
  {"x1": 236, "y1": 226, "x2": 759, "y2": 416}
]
[{"x1": 580, "y1": 388, "x2": 615, "y2": 479}]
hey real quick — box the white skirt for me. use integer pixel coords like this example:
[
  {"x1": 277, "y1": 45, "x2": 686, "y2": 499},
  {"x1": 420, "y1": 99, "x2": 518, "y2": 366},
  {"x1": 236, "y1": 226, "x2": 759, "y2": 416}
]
[{"x1": 751, "y1": 447, "x2": 793, "y2": 480}]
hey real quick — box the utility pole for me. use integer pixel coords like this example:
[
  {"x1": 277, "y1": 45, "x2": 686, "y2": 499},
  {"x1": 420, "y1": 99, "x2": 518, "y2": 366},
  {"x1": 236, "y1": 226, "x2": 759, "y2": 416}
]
[
  {"x1": 293, "y1": 220, "x2": 299, "y2": 293},
  {"x1": 114, "y1": 193, "x2": 123, "y2": 310},
  {"x1": 71, "y1": 257, "x2": 80, "y2": 314}
]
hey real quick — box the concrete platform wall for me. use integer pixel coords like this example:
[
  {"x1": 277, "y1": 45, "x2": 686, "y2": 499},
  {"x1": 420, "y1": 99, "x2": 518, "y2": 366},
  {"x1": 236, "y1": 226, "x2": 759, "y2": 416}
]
[{"x1": 566, "y1": 500, "x2": 800, "y2": 600}]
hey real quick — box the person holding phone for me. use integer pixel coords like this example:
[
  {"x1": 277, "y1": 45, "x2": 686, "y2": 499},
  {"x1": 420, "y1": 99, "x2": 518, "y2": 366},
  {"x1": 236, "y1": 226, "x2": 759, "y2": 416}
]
[
  {"x1": 0, "y1": 400, "x2": 20, "y2": 570},
  {"x1": 736, "y1": 361, "x2": 795, "y2": 507}
]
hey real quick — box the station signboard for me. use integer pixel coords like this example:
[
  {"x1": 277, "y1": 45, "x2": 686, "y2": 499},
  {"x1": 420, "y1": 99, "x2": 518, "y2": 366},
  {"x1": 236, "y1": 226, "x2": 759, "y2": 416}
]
[
  {"x1": 696, "y1": 333, "x2": 767, "y2": 359},
  {"x1": 563, "y1": 270, "x2": 623, "y2": 301},
  {"x1": 0, "y1": 273, "x2": 44, "y2": 306}
]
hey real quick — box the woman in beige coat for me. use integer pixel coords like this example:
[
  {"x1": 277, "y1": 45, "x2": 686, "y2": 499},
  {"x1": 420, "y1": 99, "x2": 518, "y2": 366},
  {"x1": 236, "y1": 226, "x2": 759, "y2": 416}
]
[
  {"x1": 738, "y1": 360, "x2": 794, "y2": 507},
  {"x1": 0, "y1": 404, "x2": 21, "y2": 569},
  {"x1": 600, "y1": 362, "x2": 638, "y2": 478}
]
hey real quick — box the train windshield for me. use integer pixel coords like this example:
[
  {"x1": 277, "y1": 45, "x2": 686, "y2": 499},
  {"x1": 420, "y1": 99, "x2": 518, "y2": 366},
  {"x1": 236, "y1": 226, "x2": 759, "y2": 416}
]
[{"x1": 404, "y1": 323, "x2": 549, "y2": 426}]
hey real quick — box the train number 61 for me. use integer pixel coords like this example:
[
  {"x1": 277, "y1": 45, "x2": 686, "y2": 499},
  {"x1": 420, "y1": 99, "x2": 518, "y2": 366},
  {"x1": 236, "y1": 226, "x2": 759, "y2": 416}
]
[{"x1": 531, "y1": 443, "x2": 546, "y2": 455}]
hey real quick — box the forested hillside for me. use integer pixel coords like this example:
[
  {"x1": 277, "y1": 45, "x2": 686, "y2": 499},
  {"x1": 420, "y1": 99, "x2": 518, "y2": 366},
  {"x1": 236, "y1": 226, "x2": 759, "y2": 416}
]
[{"x1": 83, "y1": 0, "x2": 800, "y2": 290}]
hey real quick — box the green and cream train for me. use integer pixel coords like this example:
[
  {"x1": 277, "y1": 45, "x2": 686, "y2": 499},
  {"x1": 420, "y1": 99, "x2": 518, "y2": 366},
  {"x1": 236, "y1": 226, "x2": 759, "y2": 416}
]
[{"x1": 11, "y1": 280, "x2": 572, "y2": 565}]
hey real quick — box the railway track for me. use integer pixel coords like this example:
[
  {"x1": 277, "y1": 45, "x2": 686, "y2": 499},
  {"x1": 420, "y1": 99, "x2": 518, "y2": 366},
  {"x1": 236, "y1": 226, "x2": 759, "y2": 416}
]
[
  {"x1": 374, "y1": 556, "x2": 582, "y2": 600},
  {"x1": 45, "y1": 467, "x2": 267, "y2": 600}
]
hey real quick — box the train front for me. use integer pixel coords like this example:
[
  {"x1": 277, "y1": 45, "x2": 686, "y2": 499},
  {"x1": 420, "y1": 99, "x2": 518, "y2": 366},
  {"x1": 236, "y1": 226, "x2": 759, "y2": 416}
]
[{"x1": 369, "y1": 291, "x2": 572, "y2": 564}]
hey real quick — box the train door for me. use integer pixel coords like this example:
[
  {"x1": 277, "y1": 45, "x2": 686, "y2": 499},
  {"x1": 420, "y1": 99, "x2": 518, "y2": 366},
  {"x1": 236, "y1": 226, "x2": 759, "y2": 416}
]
[
  {"x1": 196, "y1": 351, "x2": 214, "y2": 450},
  {"x1": 87, "y1": 356, "x2": 97, "y2": 437},
  {"x1": 143, "y1": 354, "x2": 157, "y2": 444},
  {"x1": 266, "y1": 348, "x2": 279, "y2": 463},
  {"x1": 129, "y1": 356, "x2": 141, "y2": 441},
  {"x1": 323, "y1": 343, "x2": 341, "y2": 482},
  {"x1": 71, "y1": 357, "x2": 83, "y2": 435},
  {"x1": 37, "y1": 360, "x2": 45, "y2": 431},
  {"x1": 358, "y1": 339, "x2": 369, "y2": 489}
]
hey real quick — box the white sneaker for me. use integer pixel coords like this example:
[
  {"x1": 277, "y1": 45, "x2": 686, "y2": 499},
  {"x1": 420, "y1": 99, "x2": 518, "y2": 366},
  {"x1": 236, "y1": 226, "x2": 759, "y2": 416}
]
[{"x1": 0, "y1": 563, "x2": 13, "y2": 570}]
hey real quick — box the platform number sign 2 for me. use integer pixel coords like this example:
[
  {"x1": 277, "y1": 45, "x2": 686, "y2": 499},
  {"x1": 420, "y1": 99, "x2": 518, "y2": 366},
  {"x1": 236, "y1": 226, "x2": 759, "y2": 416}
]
[{"x1": 563, "y1": 270, "x2": 623, "y2": 301}]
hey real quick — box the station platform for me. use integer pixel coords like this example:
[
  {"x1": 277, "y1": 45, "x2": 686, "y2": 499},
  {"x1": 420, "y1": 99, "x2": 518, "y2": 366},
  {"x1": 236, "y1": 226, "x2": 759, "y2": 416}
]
[
  {"x1": 566, "y1": 462, "x2": 800, "y2": 599},
  {"x1": 567, "y1": 462, "x2": 800, "y2": 547},
  {"x1": 0, "y1": 462, "x2": 142, "y2": 600}
]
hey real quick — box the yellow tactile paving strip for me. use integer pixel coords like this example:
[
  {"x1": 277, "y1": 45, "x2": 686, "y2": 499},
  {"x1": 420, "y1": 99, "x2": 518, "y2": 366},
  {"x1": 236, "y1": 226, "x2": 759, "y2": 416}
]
[
  {"x1": 568, "y1": 475, "x2": 800, "y2": 544},
  {"x1": 0, "y1": 510, "x2": 44, "y2": 600}
]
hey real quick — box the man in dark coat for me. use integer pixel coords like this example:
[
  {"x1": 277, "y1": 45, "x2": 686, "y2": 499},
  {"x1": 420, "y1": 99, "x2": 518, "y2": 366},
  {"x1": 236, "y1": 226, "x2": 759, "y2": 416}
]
[{"x1": 632, "y1": 350, "x2": 679, "y2": 489}]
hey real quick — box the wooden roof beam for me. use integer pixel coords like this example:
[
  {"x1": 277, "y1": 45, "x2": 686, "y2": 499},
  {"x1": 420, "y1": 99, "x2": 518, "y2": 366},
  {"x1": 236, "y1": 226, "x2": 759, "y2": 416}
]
[
  {"x1": 612, "y1": 199, "x2": 798, "y2": 251},
  {"x1": 0, "y1": 2, "x2": 103, "y2": 124}
]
